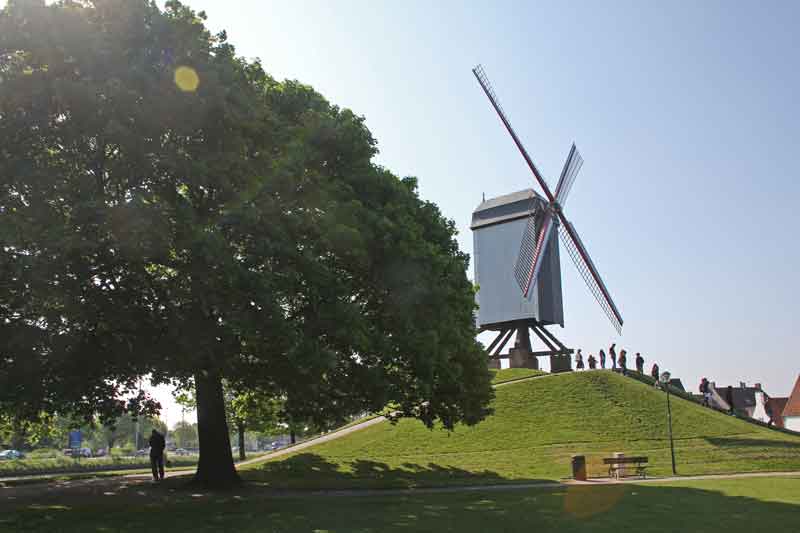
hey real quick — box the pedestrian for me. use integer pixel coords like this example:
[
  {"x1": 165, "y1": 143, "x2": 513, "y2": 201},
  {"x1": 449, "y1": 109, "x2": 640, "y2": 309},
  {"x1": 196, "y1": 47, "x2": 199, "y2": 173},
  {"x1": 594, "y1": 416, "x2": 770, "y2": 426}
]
[
  {"x1": 635, "y1": 352, "x2": 644, "y2": 374},
  {"x1": 651, "y1": 362, "x2": 659, "y2": 381},
  {"x1": 588, "y1": 354, "x2": 597, "y2": 369},
  {"x1": 148, "y1": 429, "x2": 166, "y2": 481},
  {"x1": 575, "y1": 349, "x2": 584, "y2": 370},
  {"x1": 599, "y1": 349, "x2": 606, "y2": 369},
  {"x1": 609, "y1": 343, "x2": 617, "y2": 370},
  {"x1": 726, "y1": 385, "x2": 735, "y2": 415},
  {"x1": 699, "y1": 378, "x2": 710, "y2": 407},
  {"x1": 618, "y1": 350, "x2": 627, "y2": 376}
]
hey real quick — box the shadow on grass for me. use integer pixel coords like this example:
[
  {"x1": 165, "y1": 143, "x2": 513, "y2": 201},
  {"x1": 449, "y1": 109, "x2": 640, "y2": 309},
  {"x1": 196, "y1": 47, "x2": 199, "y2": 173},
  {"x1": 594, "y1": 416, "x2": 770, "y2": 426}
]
[
  {"x1": 705, "y1": 436, "x2": 800, "y2": 449},
  {"x1": 243, "y1": 453, "x2": 552, "y2": 490},
  {"x1": 4, "y1": 477, "x2": 800, "y2": 532}
]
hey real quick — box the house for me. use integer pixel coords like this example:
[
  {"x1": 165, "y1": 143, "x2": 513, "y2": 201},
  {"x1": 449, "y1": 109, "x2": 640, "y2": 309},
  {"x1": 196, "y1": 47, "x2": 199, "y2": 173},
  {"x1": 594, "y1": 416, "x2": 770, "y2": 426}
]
[
  {"x1": 708, "y1": 381, "x2": 763, "y2": 417},
  {"x1": 668, "y1": 378, "x2": 685, "y2": 392},
  {"x1": 782, "y1": 375, "x2": 800, "y2": 432}
]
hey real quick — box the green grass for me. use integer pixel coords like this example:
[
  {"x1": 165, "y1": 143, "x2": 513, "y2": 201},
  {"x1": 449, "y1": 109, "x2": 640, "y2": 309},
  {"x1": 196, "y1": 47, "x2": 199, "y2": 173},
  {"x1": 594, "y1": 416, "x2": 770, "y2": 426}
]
[
  {"x1": 490, "y1": 367, "x2": 547, "y2": 384},
  {"x1": 3, "y1": 476, "x2": 799, "y2": 532},
  {"x1": 241, "y1": 371, "x2": 800, "y2": 489}
]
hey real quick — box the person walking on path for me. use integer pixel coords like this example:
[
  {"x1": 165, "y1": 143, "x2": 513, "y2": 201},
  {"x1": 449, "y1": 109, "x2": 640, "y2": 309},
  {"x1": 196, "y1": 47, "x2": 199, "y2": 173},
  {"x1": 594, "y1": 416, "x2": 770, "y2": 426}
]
[
  {"x1": 618, "y1": 350, "x2": 627, "y2": 376},
  {"x1": 635, "y1": 352, "x2": 644, "y2": 374},
  {"x1": 599, "y1": 349, "x2": 606, "y2": 369},
  {"x1": 575, "y1": 350, "x2": 584, "y2": 370},
  {"x1": 609, "y1": 343, "x2": 617, "y2": 370},
  {"x1": 651, "y1": 362, "x2": 660, "y2": 382},
  {"x1": 588, "y1": 354, "x2": 597, "y2": 370},
  {"x1": 148, "y1": 429, "x2": 166, "y2": 481}
]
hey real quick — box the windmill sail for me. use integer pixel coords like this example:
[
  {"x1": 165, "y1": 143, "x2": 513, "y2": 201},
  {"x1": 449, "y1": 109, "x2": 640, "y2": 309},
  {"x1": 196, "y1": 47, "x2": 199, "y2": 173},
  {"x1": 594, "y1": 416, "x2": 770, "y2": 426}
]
[
  {"x1": 557, "y1": 219, "x2": 623, "y2": 334},
  {"x1": 514, "y1": 210, "x2": 555, "y2": 297},
  {"x1": 554, "y1": 144, "x2": 583, "y2": 207}
]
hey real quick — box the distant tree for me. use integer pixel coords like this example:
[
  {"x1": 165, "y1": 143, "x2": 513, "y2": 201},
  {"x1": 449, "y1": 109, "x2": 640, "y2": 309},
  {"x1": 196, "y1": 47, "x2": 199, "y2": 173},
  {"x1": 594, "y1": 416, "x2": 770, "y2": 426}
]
[
  {"x1": 0, "y1": 0, "x2": 493, "y2": 487},
  {"x1": 227, "y1": 389, "x2": 282, "y2": 461},
  {"x1": 171, "y1": 421, "x2": 199, "y2": 450}
]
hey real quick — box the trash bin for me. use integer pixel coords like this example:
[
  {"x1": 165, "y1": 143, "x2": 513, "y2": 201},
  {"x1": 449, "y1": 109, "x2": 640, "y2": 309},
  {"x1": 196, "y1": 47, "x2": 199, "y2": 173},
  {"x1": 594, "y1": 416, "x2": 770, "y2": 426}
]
[{"x1": 571, "y1": 455, "x2": 587, "y2": 481}]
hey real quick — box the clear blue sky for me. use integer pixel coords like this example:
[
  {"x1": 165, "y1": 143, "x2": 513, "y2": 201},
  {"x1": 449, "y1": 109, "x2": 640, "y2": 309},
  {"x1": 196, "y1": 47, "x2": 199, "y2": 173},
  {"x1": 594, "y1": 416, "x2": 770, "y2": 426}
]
[{"x1": 152, "y1": 0, "x2": 799, "y2": 424}]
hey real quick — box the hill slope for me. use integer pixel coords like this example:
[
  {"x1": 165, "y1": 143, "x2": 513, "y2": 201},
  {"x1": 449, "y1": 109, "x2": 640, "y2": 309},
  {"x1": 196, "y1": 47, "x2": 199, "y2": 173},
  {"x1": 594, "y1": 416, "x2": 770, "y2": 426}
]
[{"x1": 243, "y1": 371, "x2": 800, "y2": 489}]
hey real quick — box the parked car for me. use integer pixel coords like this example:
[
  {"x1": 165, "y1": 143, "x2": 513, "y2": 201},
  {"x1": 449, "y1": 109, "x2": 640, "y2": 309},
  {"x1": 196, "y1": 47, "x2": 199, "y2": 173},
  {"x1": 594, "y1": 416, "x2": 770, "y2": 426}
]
[
  {"x1": 62, "y1": 447, "x2": 92, "y2": 458},
  {"x1": 173, "y1": 448, "x2": 191, "y2": 456},
  {"x1": 135, "y1": 448, "x2": 150, "y2": 457},
  {"x1": 0, "y1": 449, "x2": 25, "y2": 460}
]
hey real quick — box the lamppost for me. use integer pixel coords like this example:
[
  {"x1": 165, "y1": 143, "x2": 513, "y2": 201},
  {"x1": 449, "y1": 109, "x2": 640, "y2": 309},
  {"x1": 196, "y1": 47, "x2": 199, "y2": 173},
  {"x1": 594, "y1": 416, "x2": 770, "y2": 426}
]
[{"x1": 659, "y1": 371, "x2": 677, "y2": 475}]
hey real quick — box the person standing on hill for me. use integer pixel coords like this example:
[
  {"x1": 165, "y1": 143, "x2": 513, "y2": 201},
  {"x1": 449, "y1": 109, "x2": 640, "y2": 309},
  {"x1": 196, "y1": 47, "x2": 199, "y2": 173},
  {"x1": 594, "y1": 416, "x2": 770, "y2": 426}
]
[
  {"x1": 651, "y1": 362, "x2": 660, "y2": 382},
  {"x1": 575, "y1": 350, "x2": 584, "y2": 370},
  {"x1": 609, "y1": 343, "x2": 617, "y2": 370},
  {"x1": 618, "y1": 350, "x2": 627, "y2": 375},
  {"x1": 599, "y1": 349, "x2": 606, "y2": 369},
  {"x1": 148, "y1": 429, "x2": 166, "y2": 482},
  {"x1": 726, "y1": 385, "x2": 735, "y2": 414},
  {"x1": 635, "y1": 352, "x2": 644, "y2": 374},
  {"x1": 699, "y1": 378, "x2": 711, "y2": 407},
  {"x1": 588, "y1": 354, "x2": 597, "y2": 369}
]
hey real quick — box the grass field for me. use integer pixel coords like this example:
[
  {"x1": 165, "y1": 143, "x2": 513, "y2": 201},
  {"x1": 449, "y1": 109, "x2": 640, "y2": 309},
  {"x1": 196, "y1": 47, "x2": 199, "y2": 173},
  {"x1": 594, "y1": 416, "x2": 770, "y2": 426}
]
[
  {"x1": 241, "y1": 371, "x2": 800, "y2": 489},
  {"x1": 3, "y1": 476, "x2": 799, "y2": 532}
]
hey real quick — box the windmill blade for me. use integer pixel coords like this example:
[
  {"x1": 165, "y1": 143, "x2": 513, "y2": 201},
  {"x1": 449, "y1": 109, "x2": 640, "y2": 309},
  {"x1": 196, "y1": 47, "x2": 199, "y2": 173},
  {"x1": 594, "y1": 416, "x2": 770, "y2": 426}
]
[
  {"x1": 557, "y1": 218, "x2": 624, "y2": 334},
  {"x1": 472, "y1": 64, "x2": 557, "y2": 202},
  {"x1": 554, "y1": 143, "x2": 583, "y2": 207},
  {"x1": 514, "y1": 210, "x2": 555, "y2": 297}
]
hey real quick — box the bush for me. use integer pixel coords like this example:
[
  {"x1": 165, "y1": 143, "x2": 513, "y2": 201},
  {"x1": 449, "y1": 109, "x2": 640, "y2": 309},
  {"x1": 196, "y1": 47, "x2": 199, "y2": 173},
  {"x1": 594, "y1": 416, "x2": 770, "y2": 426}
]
[{"x1": 0, "y1": 454, "x2": 199, "y2": 477}]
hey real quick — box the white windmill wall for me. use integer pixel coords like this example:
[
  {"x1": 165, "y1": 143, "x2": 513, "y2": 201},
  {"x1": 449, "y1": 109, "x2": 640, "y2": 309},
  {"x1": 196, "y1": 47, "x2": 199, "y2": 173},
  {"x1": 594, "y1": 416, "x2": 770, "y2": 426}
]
[{"x1": 471, "y1": 190, "x2": 564, "y2": 329}]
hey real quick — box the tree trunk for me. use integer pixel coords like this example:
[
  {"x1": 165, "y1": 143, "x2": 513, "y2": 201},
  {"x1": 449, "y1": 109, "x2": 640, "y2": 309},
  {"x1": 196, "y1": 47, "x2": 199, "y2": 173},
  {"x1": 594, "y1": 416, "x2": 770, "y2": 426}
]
[
  {"x1": 290, "y1": 426, "x2": 296, "y2": 444},
  {"x1": 194, "y1": 370, "x2": 240, "y2": 487},
  {"x1": 237, "y1": 421, "x2": 246, "y2": 461}
]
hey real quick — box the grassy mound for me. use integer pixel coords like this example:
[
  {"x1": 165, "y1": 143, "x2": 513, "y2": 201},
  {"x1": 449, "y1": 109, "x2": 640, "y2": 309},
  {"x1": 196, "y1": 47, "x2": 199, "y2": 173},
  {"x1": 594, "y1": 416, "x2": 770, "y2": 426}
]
[
  {"x1": 242, "y1": 371, "x2": 800, "y2": 489},
  {"x1": 490, "y1": 367, "x2": 547, "y2": 384}
]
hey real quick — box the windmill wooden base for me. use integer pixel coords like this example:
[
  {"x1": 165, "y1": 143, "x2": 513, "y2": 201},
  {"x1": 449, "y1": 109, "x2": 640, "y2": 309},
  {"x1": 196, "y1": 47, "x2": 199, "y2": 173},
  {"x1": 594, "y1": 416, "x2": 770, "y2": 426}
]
[{"x1": 483, "y1": 320, "x2": 573, "y2": 373}]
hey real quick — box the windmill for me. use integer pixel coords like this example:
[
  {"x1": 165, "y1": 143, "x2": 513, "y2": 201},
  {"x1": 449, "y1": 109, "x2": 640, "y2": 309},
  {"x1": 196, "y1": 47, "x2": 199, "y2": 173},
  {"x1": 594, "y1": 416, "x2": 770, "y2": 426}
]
[{"x1": 470, "y1": 64, "x2": 623, "y2": 372}]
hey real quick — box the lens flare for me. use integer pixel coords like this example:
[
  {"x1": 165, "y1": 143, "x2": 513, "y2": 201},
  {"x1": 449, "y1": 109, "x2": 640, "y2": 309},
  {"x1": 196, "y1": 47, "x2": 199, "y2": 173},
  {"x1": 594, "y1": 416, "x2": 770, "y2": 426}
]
[
  {"x1": 174, "y1": 66, "x2": 199, "y2": 92},
  {"x1": 563, "y1": 484, "x2": 626, "y2": 519}
]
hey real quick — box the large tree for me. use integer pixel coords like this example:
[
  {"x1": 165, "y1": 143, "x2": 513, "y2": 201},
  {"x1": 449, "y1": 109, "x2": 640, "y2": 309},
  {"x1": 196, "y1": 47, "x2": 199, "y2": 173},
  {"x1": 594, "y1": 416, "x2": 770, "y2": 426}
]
[{"x1": 0, "y1": 0, "x2": 493, "y2": 486}]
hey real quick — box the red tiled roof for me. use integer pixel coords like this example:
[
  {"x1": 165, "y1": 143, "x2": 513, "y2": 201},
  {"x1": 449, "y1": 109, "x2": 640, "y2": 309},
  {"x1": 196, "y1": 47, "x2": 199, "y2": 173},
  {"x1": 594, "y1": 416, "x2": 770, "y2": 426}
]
[{"x1": 782, "y1": 375, "x2": 800, "y2": 417}]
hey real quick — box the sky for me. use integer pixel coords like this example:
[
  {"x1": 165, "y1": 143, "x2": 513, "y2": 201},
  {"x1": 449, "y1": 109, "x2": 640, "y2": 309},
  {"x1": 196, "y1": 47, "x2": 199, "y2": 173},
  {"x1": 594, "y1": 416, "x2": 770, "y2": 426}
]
[{"x1": 144, "y1": 0, "x2": 799, "y2": 426}]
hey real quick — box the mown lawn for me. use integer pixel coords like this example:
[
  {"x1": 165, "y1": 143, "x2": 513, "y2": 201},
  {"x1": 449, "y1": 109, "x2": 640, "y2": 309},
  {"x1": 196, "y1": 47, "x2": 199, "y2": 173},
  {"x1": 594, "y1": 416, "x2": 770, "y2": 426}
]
[
  {"x1": 3, "y1": 476, "x2": 799, "y2": 532},
  {"x1": 241, "y1": 371, "x2": 800, "y2": 489}
]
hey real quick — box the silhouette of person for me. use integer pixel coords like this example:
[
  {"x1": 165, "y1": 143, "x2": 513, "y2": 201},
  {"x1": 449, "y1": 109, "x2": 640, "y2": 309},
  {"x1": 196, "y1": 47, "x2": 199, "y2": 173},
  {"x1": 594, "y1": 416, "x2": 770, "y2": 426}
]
[
  {"x1": 726, "y1": 386, "x2": 735, "y2": 415},
  {"x1": 149, "y1": 429, "x2": 166, "y2": 481},
  {"x1": 588, "y1": 354, "x2": 597, "y2": 369},
  {"x1": 575, "y1": 350, "x2": 584, "y2": 370},
  {"x1": 699, "y1": 378, "x2": 711, "y2": 407},
  {"x1": 618, "y1": 350, "x2": 627, "y2": 376},
  {"x1": 635, "y1": 352, "x2": 644, "y2": 374},
  {"x1": 609, "y1": 343, "x2": 617, "y2": 370},
  {"x1": 599, "y1": 349, "x2": 606, "y2": 369},
  {"x1": 651, "y1": 363, "x2": 660, "y2": 381}
]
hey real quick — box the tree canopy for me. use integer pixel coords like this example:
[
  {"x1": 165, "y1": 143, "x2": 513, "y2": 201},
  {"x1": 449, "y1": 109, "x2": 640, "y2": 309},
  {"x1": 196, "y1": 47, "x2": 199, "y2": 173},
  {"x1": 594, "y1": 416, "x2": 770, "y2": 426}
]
[{"x1": 0, "y1": 0, "x2": 493, "y2": 486}]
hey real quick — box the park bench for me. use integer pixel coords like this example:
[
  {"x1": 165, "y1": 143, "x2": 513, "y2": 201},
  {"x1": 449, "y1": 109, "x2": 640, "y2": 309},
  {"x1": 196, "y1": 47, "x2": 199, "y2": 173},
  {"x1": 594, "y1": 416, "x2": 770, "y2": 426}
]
[{"x1": 603, "y1": 456, "x2": 648, "y2": 479}]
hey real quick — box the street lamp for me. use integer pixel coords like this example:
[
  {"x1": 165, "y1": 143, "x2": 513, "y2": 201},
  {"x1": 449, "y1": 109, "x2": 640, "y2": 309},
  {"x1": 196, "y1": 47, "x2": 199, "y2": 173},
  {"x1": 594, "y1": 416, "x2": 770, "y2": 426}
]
[{"x1": 659, "y1": 371, "x2": 677, "y2": 475}]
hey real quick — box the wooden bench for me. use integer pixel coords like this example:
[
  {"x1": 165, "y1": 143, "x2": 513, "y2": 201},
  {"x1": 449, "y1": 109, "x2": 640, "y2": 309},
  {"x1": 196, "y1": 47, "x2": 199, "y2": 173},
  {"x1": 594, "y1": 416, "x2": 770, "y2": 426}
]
[{"x1": 603, "y1": 456, "x2": 648, "y2": 479}]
